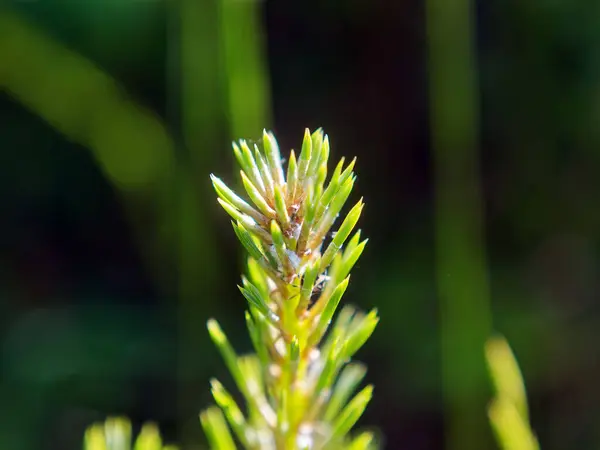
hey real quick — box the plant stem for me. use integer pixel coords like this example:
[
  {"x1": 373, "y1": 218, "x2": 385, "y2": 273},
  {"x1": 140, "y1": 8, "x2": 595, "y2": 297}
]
[{"x1": 426, "y1": 0, "x2": 493, "y2": 448}]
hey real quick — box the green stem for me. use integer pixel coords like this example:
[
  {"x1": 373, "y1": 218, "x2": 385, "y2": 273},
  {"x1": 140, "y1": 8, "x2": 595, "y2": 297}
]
[
  {"x1": 426, "y1": 0, "x2": 493, "y2": 448},
  {"x1": 174, "y1": 0, "x2": 221, "y2": 444},
  {"x1": 218, "y1": 0, "x2": 272, "y2": 137}
]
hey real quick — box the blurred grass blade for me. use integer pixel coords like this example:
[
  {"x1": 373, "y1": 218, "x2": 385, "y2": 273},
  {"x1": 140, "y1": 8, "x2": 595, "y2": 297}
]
[
  {"x1": 488, "y1": 398, "x2": 539, "y2": 450},
  {"x1": 331, "y1": 385, "x2": 374, "y2": 439},
  {"x1": 104, "y1": 417, "x2": 132, "y2": 450},
  {"x1": 313, "y1": 337, "x2": 341, "y2": 399},
  {"x1": 210, "y1": 379, "x2": 253, "y2": 448},
  {"x1": 238, "y1": 356, "x2": 277, "y2": 427},
  {"x1": 324, "y1": 363, "x2": 368, "y2": 422},
  {"x1": 207, "y1": 319, "x2": 248, "y2": 398},
  {"x1": 84, "y1": 425, "x2": 108, "y2": 450},
  {"x1": 200, "y1": 407, "x2": 237, "y2": 450},
  {"x1": 134, "y1": 424, "x2": 164, "y2": 450},
  {"x1": 321, "y1": 305, "x2": 356, "y2": 356},
  {"x1": 486, "y1": 336, "x2": 529, "y2": 421},
  {"x1": 245, "y1": 310, "x2": 271, "y2": 368},
  {"x1": 246, "y1": 256, "x2": 269, "y2": 296},
  {"x1": 219, "y1": 0, "x2": 272, "y2": 137},
  {"x1": 347, "y1": 431, "x2": 377, "y2": 450}
]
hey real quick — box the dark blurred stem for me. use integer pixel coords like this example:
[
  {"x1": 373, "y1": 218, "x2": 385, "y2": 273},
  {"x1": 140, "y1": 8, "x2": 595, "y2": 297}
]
[{"x1": 426, "y1": 0, "x2": 493, "y2": 449}]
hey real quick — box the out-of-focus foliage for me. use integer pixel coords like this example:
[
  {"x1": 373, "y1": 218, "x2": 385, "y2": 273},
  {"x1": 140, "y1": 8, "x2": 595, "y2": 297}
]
[
  {"x1": 84, "y1": 417, "x2": 177, "y2": 450},
  {"x1": 0, "y1": 10, "x2": 175, "y2": 191},
  {"x1": 218, "y1": 0, "x2": 272, "y2": 137},
  {"x1": 486, "y1": 336, "x2": 539, "y2": 450}
]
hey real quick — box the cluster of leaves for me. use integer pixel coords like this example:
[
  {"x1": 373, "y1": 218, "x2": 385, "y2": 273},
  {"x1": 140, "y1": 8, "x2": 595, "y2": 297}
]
[
  {"x1": 485, "y1": 336, "x2": 539, "y2": 450},
  {"x1": 203, "y1": 129, "x2": 379, "y2": 449},
  {"x1": 83, "y1": 417, "x2": 176, "y2": 450}
]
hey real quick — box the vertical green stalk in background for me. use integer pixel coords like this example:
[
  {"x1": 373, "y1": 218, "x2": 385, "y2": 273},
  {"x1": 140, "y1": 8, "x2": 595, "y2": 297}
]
[
  {"x1": 425, "y1": 0, "x2": 492, "y2": 449},
  {"x1": 218, "y1": 0, "x2": 273, "y2": 137},
  {"x1": 174, "y1": 0, "x2": 272, "y2": 445},
  {"x1": 174, "y1": 0, "x2": 222, "y2": 444}
]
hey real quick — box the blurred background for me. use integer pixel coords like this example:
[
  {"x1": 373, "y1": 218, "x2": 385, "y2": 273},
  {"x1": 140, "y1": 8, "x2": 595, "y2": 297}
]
[{"x1": 1, "y1": 0, "x2": 599, "y2": 449}]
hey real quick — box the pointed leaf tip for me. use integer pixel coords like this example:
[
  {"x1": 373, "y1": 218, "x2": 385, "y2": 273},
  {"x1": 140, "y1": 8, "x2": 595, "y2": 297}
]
[
  {"x1": 331, "y1": 384, "x2": 374, "y2": 439},
  {"x1": 207, "y1": 319, "x2": 224, "y2": 343},
  {"x1": 263, "y1": 129, "x2": 285, "y2": 186}
]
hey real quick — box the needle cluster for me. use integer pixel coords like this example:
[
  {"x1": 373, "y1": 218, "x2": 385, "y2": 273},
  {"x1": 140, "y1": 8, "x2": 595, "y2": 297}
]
[{"x1": 203, "y1": 129, "x2": 379, "y2": 450}]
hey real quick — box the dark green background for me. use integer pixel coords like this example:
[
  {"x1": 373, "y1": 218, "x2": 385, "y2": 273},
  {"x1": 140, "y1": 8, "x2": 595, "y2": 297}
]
[{"x1": 1, "y1": 0, "x2": 599, "y2": 448}]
